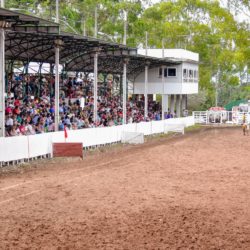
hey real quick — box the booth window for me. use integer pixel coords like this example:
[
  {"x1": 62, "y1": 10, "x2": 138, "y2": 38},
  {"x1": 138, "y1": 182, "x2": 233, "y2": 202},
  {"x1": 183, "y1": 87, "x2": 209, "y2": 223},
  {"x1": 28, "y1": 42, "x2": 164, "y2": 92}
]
[
  {"x1": 159, "y1": 67, "x2": 177, "y2": 77},
  {"x1": 194, "y1": 70, "x2": 198, "y2": 81},
  {"x1": 168, "y1": 68, "x2": 176, "y2": 77},
  {"x1": 159, "y1": 67, "x2": 162, "y2": 77},
  {"x1": 189, "y1": 69, "x2": 193, "y2": 78},
  {"x1": 164, "y1": 68, "x2": 168, "y2": 77},
  {"x1": 183, "y1": 69, "x2": 187, "y2": 78}
]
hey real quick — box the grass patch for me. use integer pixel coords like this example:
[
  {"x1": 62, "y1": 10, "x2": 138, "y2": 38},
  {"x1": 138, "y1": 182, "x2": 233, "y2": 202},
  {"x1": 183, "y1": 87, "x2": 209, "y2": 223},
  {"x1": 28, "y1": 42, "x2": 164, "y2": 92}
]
[{"x1": 185, "y1": 124, "x2": 202, "y2": 132}]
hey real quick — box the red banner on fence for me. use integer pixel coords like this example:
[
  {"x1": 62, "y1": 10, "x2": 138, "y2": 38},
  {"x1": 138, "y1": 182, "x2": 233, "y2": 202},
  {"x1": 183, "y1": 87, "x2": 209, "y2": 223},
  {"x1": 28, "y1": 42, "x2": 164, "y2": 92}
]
[{"x1": 53, "y1": 143, "x2": 83, "y2": 159}]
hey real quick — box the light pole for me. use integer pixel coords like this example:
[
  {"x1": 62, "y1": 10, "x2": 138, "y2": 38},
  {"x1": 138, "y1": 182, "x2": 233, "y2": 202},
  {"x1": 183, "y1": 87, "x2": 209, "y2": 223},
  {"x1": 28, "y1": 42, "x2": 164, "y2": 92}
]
[
  {"x1": 123, "y1": 10, "x2": 127, "y2": 46},
  {"x1": 98, "y1": 32, "x2": 116, "y2": 42},
  {"x1": 56, "y1": 0, "x2": 59, "y2": 23},
  {"x1": 94, "y1": 7, "x2": 98, "y2": 38},
  {"x1": 82, "y1": 16, "x2": 86, "y2": 36},
  {"x1": 145, "y1": 31, "x2": 148, "y2": 56},
  {"x1": 60, "y1": 18, "x2": 78, "y2": 33}
]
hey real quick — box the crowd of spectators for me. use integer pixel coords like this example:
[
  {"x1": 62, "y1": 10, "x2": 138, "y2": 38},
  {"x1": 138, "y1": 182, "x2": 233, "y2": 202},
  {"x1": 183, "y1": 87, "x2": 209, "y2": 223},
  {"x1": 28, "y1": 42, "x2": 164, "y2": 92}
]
[{"x1": 4, "y1": 73, "x2": 172, "y2": 137}]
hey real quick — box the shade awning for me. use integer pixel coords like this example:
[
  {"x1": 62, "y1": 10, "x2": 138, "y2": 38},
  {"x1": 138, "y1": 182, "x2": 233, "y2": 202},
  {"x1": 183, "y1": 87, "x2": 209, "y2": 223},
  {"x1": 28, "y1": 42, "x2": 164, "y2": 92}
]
[{"x1": 2, "y1": 7, "x2": 182, "y2": 77}]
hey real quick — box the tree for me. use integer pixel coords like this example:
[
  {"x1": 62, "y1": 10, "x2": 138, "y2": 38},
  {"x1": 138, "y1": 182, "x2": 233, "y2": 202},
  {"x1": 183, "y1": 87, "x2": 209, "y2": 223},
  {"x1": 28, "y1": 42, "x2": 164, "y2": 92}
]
[
  {"x1": 5, "y1": 0, "x2": 250, "y2": 109},
  {"x1": 131, "y1": 0, "x2": 250, "y2": 108}
]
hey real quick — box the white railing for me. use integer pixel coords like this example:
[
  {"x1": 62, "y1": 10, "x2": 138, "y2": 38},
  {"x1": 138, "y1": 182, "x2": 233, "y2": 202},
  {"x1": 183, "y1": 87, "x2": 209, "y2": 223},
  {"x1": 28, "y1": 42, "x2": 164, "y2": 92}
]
[
  {"x1": 0, "y1": 116, "x2": 194, "y2": 164},
  {"x1": 193, "y1": 111, "x2": 208, "y2": 124},
  {"x1": 193, "y1": 111, "x2": 249, "y2": 125}
]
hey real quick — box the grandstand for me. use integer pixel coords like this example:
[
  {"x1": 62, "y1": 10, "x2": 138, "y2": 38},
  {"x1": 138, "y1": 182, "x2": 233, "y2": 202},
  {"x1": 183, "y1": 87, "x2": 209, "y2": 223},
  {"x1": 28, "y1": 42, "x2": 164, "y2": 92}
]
[{"x1": 0, "y1": 6, "x2": 198, "y2": 164}]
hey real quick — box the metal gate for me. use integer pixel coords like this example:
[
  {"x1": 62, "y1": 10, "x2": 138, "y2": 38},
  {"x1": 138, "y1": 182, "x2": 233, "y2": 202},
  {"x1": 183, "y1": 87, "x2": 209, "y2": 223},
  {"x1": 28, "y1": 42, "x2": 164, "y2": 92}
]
[{"x1": 193, "y1": 111, "x2": 249, "y2": 125}]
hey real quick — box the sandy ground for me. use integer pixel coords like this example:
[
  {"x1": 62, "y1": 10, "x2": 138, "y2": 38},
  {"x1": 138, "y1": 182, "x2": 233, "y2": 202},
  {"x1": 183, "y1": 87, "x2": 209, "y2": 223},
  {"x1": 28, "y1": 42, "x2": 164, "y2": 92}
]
[{"x1": 0, "y1": 127, "x2": 250, "y2": 250}]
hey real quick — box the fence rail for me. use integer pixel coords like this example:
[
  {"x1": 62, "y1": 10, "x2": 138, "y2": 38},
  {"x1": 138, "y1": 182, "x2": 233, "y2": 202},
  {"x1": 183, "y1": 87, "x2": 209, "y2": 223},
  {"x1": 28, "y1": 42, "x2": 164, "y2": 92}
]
[
  {"x1": 0, "y1": 116, "x2": 195, "y2": 165},
  {"x1": 192, "y1": 111, "x2": 249, "y2": 125}
]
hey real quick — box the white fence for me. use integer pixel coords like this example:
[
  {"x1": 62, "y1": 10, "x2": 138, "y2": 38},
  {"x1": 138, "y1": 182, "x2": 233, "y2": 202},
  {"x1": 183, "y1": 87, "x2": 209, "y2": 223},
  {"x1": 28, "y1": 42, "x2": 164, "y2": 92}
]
[
  {"x1": 0, "y1": 116, "x2": 194, "y2": 164},
  {"x1": 193, "y1": 111, "x2": 249, "y2": 125}
]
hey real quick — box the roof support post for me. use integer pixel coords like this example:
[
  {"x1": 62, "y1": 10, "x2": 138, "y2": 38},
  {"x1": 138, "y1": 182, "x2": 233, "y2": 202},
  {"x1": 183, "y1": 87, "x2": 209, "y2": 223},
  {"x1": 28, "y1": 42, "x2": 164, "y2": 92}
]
[
  {"x1": 162, "y1": 95, "x2": 169, "y2": 119},
  {"x1": 54, "y1": 39, "x2": 63, "y2": 131},
  {"x1": 161, "y1": 65, "x2": 165, "y2": 120},
  {"x1": 170, "y1": 94, "x2": 175, "y2": 116},
  {"x1": 181, "y1": 94, "x2": 187, "y2": 115},
  {"x1": 50, "y1": 63, "x2": 54, "y2": 74},
  {"x1": 176, "y1": 94, "x2": 181, "y2": 118},
  {"x1": 0, "y1": 27, "x2": 5, "y2": 137},
  {"x1": 49, "y1": 63, "x2": 54, "y2": 98},
  {"x1": 120, "y1": 74, "x2": 122, "y2": 96},
  {"x1": 93, "y1": 50, "x2": 98, "y2": 123},
  {"x1": 24, "y1": 62, "x2": 29, "y2": 74},
  {"x1": 144, "y1": 61, "x2": 150, "y2": 119},
  {"x1": 122, "y1": 58, "x2": 129, "y2": 124},
  {"x1": 38, "y1": 63, "x2": 43, "y2": 76}
]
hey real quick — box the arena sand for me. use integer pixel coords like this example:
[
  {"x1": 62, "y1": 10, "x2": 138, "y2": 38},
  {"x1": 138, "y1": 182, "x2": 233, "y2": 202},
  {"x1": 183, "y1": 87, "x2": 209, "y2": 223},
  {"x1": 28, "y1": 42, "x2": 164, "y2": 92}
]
[{"x1": 0, "y1": 127, "x2": 249, "y2": 249}]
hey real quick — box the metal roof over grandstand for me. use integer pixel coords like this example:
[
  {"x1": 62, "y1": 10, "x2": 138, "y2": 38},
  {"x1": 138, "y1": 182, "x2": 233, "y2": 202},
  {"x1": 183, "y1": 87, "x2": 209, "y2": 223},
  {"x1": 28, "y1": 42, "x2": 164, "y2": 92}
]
[
  {"x1": 1, "y1": 7, "x2": 181, "y2": 78},
  {"x1": 0, "y1": 7, "x2": 59, "y2": 33},
  {"x1": 65, "y1": 51, "x2": 180, "y2": 79}
]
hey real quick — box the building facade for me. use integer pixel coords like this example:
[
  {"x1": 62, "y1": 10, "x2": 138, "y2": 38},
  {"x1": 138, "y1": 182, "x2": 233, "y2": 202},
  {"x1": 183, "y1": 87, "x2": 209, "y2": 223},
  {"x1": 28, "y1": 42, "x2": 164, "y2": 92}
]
[{"x1": 134, "y1": 49, "x2": 199, "y2": 117}]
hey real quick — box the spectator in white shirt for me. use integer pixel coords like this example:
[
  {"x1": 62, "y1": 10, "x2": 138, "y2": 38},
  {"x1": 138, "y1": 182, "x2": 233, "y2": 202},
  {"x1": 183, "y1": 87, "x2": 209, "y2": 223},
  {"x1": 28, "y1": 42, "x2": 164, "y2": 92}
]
[{"x1": 5, "y1": 115, "x2": 14, "y2": 127}]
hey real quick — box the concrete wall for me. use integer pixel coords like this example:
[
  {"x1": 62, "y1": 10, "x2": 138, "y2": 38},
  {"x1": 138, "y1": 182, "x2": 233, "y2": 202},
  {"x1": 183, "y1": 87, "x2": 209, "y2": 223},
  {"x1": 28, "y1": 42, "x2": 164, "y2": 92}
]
[
  {"x1": 134, "y1": 65, "x2": 182, "y2": 84},
  {"x1": 137, "y1": 49, "x2": 199, "y2": 62},
  {"x1": 133, "y1": 63, "x2": 198, "y2": 95},
  {"x1": 0, "y1": 117, "x2": 195, "y2": 164}
]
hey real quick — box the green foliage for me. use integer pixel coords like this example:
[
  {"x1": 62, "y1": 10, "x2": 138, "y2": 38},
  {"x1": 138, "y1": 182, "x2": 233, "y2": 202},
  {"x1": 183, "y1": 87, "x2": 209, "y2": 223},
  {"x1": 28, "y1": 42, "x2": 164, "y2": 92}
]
[
  {"x1": 4, "y1": 0, "x2": 250, "y2": 109},
  {"x1": 228, "y1": 76, "x2": 239, "y2": 86}
]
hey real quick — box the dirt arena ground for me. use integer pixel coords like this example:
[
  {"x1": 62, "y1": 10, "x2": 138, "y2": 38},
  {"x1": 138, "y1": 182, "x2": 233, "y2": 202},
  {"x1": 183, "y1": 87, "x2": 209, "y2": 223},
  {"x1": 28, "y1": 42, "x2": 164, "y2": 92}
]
[{"x1": 0, "y1": 127, "x2": 250, "y2": 250}]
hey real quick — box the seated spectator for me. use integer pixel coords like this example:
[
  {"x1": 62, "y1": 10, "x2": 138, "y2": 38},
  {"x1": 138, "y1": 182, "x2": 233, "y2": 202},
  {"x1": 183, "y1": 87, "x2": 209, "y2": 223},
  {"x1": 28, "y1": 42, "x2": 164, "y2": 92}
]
[{"x1": 4, "y1": 73, "x2": 166, "y2": 137}]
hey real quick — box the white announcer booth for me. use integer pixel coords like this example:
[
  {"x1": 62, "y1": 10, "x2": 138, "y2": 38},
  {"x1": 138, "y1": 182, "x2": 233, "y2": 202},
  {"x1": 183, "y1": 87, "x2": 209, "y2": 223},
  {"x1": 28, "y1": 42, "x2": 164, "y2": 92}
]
[{"x1": 134, "y1": 49, "x2": 199, "y2": 117}]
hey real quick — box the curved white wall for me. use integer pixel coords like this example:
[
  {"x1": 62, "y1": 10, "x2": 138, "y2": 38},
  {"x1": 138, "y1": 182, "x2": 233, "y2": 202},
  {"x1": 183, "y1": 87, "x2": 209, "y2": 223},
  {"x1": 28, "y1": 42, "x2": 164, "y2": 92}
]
[{"x1": 0, "y1": 117, "x2": 195, "y2": 163}]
